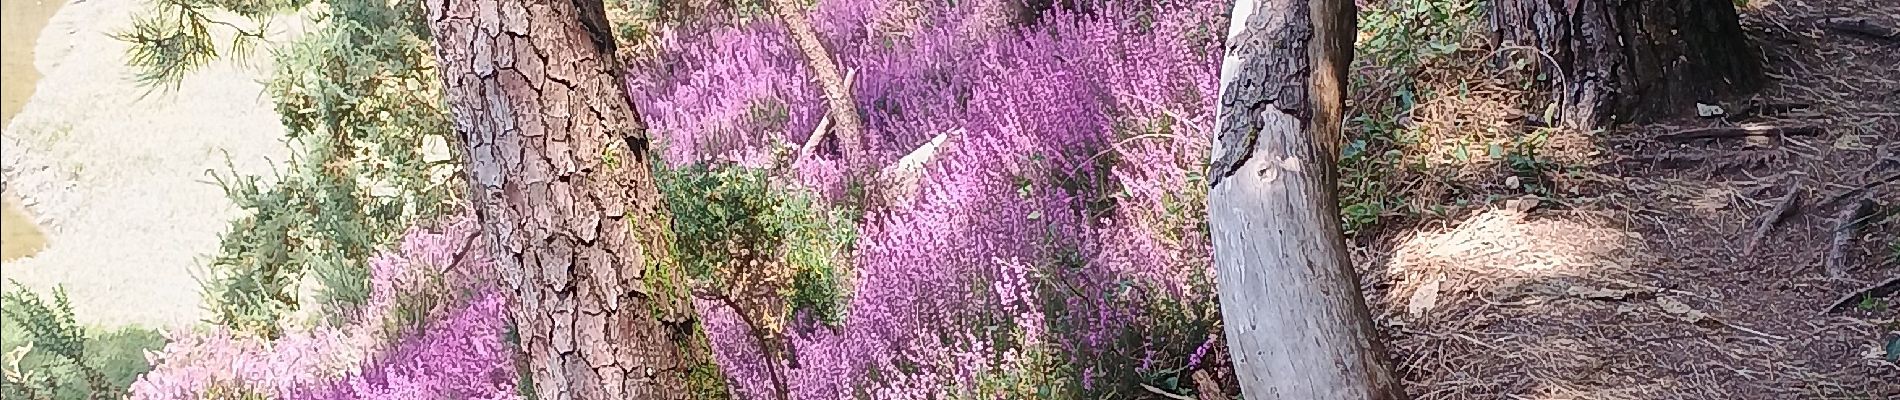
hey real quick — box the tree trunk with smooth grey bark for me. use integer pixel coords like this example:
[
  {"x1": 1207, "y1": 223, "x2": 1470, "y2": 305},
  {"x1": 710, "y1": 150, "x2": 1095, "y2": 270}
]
[{"x1": 1206, "y1": 0, "x2": 1408, "y2": 398}]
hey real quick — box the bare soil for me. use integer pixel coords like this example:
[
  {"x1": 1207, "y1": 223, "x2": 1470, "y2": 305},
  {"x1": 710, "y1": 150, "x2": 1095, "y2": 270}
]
[{"x1": 1361, "y1": 1, "x2": 1900, "y2": 398}]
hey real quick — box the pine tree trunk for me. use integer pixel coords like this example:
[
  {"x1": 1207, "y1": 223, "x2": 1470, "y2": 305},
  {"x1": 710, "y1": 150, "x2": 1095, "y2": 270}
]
[
  {"x1": 1206, "y1": 0, "x2": 1407, "y2": 398},
  {"x1": 773, "y1": 0, "x2": 868, "y2": 170},
  {"x1": 1491, "y1": 0, "x2": 1763, "y2": 127},
  {"x1": 424, "y1": 0, "x2": 704, "y2": 399}
]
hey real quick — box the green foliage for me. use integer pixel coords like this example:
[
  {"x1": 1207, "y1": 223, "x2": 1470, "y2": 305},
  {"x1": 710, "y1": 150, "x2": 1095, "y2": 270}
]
[
  {"x1": 1339, "y1": 0, "x2": 1484, "y2": 233},
  {"x1": 1888, "y1": 237, "x2": 1898, "y2": 264},
  {"x1": 658, "y1": 162, "x2": 858, "y2": 326},
  {"x1": 1857, "y1": 295, "x2": 1889, "y2": 312},
  {"x1": 117, "y1": 0, "x2": 307, "y2": 86},
  {"x1": 684, "y1": 324, "x2": 734, "y2": 400},
  {"x1": 127, "y1": 0, "x2": 461, "y2": 336},
  {"x1": 79, "y1": 327, "x2": 165, "y2": 394},
  {"x1": 776, "y1": 189, "x2": 858, "y2": 324},
  {"x1": 0, "y1": 284, "x2": 165, "y2": 400},
  {"x1": 954, "y1": 348, "x2": 1075, "y2": 400},
  {"x1": 1500, "y1": 128, "x2": 1561, "y2": 197},
  {"x1": 605, "y1": 0, "x2": 774, "y2": 57}
]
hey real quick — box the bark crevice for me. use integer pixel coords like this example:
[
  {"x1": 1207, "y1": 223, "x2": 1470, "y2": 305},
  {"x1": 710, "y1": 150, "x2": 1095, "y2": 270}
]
[{"x1": 426, "y1": 0, "x2": 706, "y2": 398}]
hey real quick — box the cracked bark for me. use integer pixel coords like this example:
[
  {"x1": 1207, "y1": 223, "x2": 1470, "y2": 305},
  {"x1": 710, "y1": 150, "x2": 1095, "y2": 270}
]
[
  {"x1": 1491, "y1": 0, "x2": 1762, "y2": 127},
  {"x1": 1207, "y1": 0, "x2": 1406, "y2": 398},
  {"x1": 424, "y1": 0, "x2": 703, "y2": 399}
]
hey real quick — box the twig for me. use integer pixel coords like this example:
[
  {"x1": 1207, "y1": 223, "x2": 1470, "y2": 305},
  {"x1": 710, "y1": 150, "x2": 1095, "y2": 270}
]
[
  {"x1": 1742, "y1": 181, "x2": 1803, "y2": 256},
  {"x1": 1822, "y1": 196, "x2": 1876, "y2": 280},
  {"x1": 1656, "y1": 125, "x2": 1823, "y2": 142},
  {"x1": 1818, "y1": 17, "x2": 1900, "y2": 42},
  {"x1": 443, "y1": 230, "x2": 485, "y2": 272},
  {"x1": 1821, "y1": 276, "x2": 1900, "y2": 314},
  {"x1": 1138, "y1": 383, "x2": 1196, "y2": 400},
  {"x1": 1719, "y1": 320, "x2": 1789, "y2": 341},
  {"x1": 1818, "y1": 173, "x2": 1900, "y2": 209}
]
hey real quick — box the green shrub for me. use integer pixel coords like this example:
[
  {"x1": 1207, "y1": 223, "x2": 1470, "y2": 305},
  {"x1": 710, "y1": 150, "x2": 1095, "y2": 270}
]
[
  {"x1": 657, "y1": 162, "x2": 858, "y2": 327},
  {"x1": 125, "y1": 0, "x2": 461, "y2": 336},
  {"x1": 0, "y1": 284, "x2": 166, "y2": 400}
]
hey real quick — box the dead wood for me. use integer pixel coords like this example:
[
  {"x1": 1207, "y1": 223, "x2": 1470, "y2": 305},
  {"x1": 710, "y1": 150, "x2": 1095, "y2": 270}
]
[
  {"x1": 1626, "y1": 149, "x2": 1784, "y2": 171},
  {"x1": 1821, "y1": 276, "x2": 1900, "y2": 314},
  {"x1": 1819, "y1": 173, "x2": 1900, "y2": 208},
  {"x1": 1721, "y1": 101, "x2": 1812, "y2": 121},
  {"x1": 1819, "y1": 17, "x2": 1900, "y2": 42},
  {"x1": 1822, "y1": 196, "x2": 1876, "y2": 280},
  {"x1": 1139, "y1": 383, "x2": 1196, "y2": 400},
  {"x1": 791, "y1": 68, "x2": 856, "y2": 170},
  {"x1": 1742, "y1": 181, "x2": 1803, "y2": 256},
  {"x1": 1657, "y1": 125, "x2": 1823, "y2": 142}
]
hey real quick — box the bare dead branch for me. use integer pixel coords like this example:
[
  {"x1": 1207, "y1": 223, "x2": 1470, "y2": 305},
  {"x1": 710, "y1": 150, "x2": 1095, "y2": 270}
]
[
  {"x1": 1819, "y1": 173, "x2": 1900, "y2": 208},
  {"x1": 1656, "y1": 125, "x2": 1823, "y2": 142},
  {"x1": 1742, "y1": 181, "x2": 1802, "y2": 256},
  {"x1": 1720, "y1": 100, "x2": 1812, "y2": 121},
  {"x1": 1819, "y1": 17, "x2": 1900, "y2": 42},
  {"x1": 790, "y1": 68, "x2": 856, "y2": 170},
  {"x1": 1822, "y1": 196, "x2": 1876, "y2": 280},
  {"x1": 1140, "y1": 383, "x2": 1197, "y2": 400},
  {"x1": 1821, "y1": 276, "x2": 1900, "y2": 315}
]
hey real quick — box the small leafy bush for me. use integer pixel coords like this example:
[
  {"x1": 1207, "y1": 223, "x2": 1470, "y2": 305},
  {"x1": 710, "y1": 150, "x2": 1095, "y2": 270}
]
[
  {"x1": 1, "y1": 284, "x2": 164, "y2": 400},
  {"x1": 136, "y1": 0, "x2": 462, "y2": 337},
  {"x1": 659, "y1": 162, "x2": 858, "y2": 328}
]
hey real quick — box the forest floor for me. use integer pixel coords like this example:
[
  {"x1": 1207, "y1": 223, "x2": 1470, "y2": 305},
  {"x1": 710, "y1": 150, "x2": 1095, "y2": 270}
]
[
  {"x1": 1359, "y1": 1, "x2": 1900, "y2": 399},
  {"x1": 0, "y1": 0, "x2": 303, "y2": 328}
]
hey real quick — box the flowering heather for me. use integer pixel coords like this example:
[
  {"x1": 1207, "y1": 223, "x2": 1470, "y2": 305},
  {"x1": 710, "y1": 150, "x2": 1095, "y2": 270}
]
[
  {"x1": 293, "y1": 290, "x2": 516, "y2": 400},
  {"x1": 130, "y1": 216, "x2": 517, "y2": 400},
  {"x1": 127, "y1": 327, "x2": 360, "y2": 400},
  {"x1": 348, "y1": 217, "x2": 499, "y2": 345},
  {"x1": 632, "y1": 0, "x2": 1230, "y2": 396}
]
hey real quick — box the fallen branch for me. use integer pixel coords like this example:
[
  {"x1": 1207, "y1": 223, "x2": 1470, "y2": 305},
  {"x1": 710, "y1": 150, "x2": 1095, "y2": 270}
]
[
  {"x1": 1821, "y1": 276, "x2": 1900, "y2": 314},
  {"x1": 1819, "y1": 17, "x2": 1900, "y2": 42},
  {"x1": 874, "y1": 130, "x2": 956, "y2": 205},
  {"x1": 1742, "y1": 181, "x2": 1802, "y2": 257},
  {"x1": 1139, "y1": 383, "x2": 1196, "y2": 400},
  {"x1": 1822, "y1": 196, "x2": 1876, "y2": 280},
  {"x1": 790, "y1": 68, "x2": 856, "y2": 170},
  {"x1": 1625, "y1": 150, "x2": 1780, "y2": 170},
  {"x1": 1721, "y1": 101, "x2": 1812, "y2": 121},
  {"x1": 1818, "y1": 173, "x2": 1900, "y2": 209},
  {"x1": 1656, "y1": 125, "x2": 1823, "y2": 142}
]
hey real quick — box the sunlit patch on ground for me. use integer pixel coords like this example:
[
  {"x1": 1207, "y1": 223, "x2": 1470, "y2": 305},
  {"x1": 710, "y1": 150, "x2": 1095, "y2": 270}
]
[{"x1": 1, "y1": 195, "x2": 48, "y2": 260}]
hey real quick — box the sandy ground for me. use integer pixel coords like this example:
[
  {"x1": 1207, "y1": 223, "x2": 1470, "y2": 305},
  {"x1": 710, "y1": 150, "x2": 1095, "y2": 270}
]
[{"x1": 0, "y1": 0, "x2": 306, "y2": 328}]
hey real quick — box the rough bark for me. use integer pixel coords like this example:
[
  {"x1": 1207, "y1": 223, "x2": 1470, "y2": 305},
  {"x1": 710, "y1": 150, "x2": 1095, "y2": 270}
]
[
  {"x1": 772, "y1": 0, "x2": 868, "y2": 171},
  {"x1": 1491, "y1": 0, "x2": 1763, "y2": 127},
  {"x1": 424, "y1": 0, "x2": 704, "y2": 399},
  {"x1": 1207, "y1": 0, "x2": 1407, "y2": 398}
]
